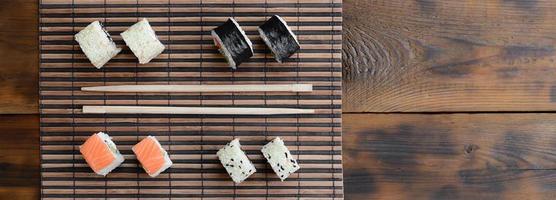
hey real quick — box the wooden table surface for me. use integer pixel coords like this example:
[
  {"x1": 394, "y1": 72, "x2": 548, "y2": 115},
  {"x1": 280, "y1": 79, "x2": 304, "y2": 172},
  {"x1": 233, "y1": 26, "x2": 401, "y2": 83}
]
[{"x1": 2, "y1": 0, "x2": 556, "y2": 199}]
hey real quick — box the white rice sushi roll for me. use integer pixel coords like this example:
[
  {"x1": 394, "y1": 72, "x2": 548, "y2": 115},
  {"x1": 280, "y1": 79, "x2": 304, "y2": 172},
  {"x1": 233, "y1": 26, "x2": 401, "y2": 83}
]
[
  {"x1": 132, "y1": 136, "x2": 173, "y2": 177},
  {"x1": 261, "y1": 137, "x2": 300, "y2": 181},
  {"x1": 211, "y1": 18, "x2": 254, "y2": 69},
  {"x1": 216, "y1": 138, "x2": 256, "y2": 183},
  {"x1": 74, "y1": 21, "x2": 122, "y2": 69},
  {"x1": 121, "y1": 18, "x2": 166, "y2": 64},
  {"x1": 258, "y1": 15, "x2": 300, "y2": 63},
  {"x1": 79, "y1": 132, "x2": 125, "y2": 176}
]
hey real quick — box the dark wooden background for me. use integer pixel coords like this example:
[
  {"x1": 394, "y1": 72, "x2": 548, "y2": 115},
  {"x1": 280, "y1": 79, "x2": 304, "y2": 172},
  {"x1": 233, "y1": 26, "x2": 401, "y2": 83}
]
[{"x1": 2, "y1": 0, "x2": 556, "y2": 199}]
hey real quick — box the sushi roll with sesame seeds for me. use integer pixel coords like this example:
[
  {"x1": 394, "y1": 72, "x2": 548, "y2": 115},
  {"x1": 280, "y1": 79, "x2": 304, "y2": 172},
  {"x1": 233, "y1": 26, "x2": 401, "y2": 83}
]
[
  {"x1": 261, "y1": 137, "x2": 300, "y2": 181},
  {"x1": 216, "y1": 139, "x2": 256, "y2": 183},
  {"x1": 211, "y1": 18, "x2": 254, "y2": 69},
  {"x1": 258, "y1": 15, "x2": 300, "y2": 63}
]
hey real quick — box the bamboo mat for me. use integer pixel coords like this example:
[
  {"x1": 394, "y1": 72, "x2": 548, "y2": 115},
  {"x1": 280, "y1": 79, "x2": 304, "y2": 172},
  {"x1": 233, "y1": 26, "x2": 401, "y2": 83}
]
[{"x1": 39, "y1": 0, "x2": 342, "y2": 199}]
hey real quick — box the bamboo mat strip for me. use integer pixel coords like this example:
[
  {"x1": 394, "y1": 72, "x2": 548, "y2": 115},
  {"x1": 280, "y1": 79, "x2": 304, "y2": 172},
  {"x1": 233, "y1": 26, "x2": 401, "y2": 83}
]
[{"x1": 40, "y1": 0, "x2": 342, "y2": 199}]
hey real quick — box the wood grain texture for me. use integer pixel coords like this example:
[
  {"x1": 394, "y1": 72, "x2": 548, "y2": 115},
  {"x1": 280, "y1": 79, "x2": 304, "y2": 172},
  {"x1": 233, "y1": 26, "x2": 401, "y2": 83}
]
[
  {"x1": 343, "y1": 113, "x2": 556, "y2": 200},
  {"x1": 0, "y1": 0, "x2": 38, "y2": 114},
  {"x1": 5, "y1": 0, "x2": 556, "y2": 199},
  {"x1": 0, "y1": 115, "x2": 39, "y2": 200},
  {"x1": 343, "y1": 0, "x2": 556, "y2": 112}
]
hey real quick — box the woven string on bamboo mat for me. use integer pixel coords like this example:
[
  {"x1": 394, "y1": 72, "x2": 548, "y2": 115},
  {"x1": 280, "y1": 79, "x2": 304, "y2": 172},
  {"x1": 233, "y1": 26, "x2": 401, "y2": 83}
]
[{"x1": 40, "y1": 0, "x2": 342, "y2": 199}]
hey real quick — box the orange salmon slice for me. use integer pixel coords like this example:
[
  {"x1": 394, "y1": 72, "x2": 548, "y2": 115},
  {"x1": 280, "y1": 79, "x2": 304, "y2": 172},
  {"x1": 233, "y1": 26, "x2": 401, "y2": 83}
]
[
  {"x1": 133, "y1": 136, "x2": 167, "y2": 176},
  {"x1": 79, "y1": 133, "x2": 115, "y2": 174}
]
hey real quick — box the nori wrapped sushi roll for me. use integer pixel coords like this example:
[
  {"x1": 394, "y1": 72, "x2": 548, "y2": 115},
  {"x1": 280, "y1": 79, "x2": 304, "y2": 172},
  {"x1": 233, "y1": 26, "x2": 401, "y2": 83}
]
[
  {"x1": 258, "y1": 15, "x2": 300, "y2": 63},
  {"x1": 211, "y1": 18, "x2": 254, "y2": 69}
]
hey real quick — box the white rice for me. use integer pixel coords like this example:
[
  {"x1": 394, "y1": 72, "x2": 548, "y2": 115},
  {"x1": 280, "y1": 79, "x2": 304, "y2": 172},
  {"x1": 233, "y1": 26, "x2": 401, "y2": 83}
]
[
  {"x1": 120, "y1": 18, "x2": 165, "y2": 64},
  {"x1": 261, "y1": 137, "x2": 300, "y2": 181},
  {"x1": 216, "y1": 139, "x2": 256, "y2": 183},
  {"x1": 74, "y1": 21, "x2": 121, "y2": 69}
]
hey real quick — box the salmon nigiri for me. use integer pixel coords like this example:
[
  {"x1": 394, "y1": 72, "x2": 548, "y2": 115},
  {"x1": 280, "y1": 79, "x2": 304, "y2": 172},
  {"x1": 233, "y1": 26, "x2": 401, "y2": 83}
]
[
  {"x1": 79, "y1": 132, "x2": 125, "y2": 176},
  {"x1": 132, "y1": 136, "x2": 173, "y2": 177}
]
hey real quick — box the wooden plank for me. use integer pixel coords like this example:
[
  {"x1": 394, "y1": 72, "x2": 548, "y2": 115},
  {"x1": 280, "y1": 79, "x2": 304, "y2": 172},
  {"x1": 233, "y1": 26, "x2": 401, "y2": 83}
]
[
  {"x1": 343, "y1": 113, "x2": 556, "y2": 200},
  {"x1": 343, "y1": 0, "x2": 556, "y2": 112},
  {"x1": 0, "y1": 115, "x2": 39, "y2": 200},
  {"x1": 0, "y1": 0, "x2": 38, "y2": 114}
]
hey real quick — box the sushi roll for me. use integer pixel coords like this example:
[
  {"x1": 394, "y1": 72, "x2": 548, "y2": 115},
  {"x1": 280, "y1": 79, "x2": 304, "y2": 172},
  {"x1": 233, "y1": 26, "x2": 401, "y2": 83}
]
[
  {"x1": 121, "y1": 18, "x2": 165, "y2": 64},
  {"x1": 132, "y1": 136, "x2": 173, "y2": 177},
  {"x1": 258, "y1": 15, "x2": 300, "y2": 63},
  {"x1": 79, "y1": 132, "x2": 125, "y2": 176},
  {"x1": 216, "y1": 139, "x2": 256, "y2": 183},
  {"x1": 75, "y1": 21, "x2": 122, "y2": 69},
  {"x1": 211, "y1": 18, "x2": 254, "y2": 69},
  {"x1": 261, "y1": 137, "x2": 300, "y2": 181}
]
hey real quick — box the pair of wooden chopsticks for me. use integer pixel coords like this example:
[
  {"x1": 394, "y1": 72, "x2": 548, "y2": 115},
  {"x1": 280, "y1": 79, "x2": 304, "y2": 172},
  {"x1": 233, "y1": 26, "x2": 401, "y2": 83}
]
[{"x1": 81, "y1": 84, "x2": 314, "y2": 115}]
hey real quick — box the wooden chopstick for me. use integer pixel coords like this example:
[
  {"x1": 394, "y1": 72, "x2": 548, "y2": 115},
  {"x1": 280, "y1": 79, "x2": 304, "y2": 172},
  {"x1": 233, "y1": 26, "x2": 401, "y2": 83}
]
[
  {"x1": 81, "y1": 84, "x2": 312, "y2": 93},
  {"x1": 82, "y1": 106, "x2": 315, "y2": 115}
]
